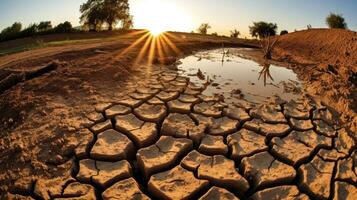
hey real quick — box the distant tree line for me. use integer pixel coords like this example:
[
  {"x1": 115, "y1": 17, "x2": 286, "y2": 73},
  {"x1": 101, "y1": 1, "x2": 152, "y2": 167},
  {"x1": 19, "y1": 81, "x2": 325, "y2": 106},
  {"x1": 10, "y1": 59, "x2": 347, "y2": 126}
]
[
  {"x1": 0, "y1": 0, "x2": 133, "y2": 42},
  {"x1": 196, "y1": 13, "x2": 348, "y2": 38},
  {"x1": 0, "y1": 21, "x2": 76, "y2": 42}
]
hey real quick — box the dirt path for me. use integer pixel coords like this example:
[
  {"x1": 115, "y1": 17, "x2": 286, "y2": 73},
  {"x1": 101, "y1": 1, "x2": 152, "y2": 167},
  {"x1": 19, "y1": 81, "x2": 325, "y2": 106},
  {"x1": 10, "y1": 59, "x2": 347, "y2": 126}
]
[{"x1": 0, "y1": 32, "x2": 356, "y2": 199}]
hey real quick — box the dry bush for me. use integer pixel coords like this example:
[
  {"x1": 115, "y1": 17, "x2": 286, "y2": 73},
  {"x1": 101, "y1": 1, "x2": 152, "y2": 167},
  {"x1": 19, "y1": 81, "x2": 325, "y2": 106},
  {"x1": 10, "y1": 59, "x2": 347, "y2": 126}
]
[{"x1": 260, "y1": 35, "x2": 278, "y2": 59}]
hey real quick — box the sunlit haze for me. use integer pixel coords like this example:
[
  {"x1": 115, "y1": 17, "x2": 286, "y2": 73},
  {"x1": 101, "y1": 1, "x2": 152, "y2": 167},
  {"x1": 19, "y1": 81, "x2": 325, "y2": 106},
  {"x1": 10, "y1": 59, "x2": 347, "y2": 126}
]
[{"x1": 132, "y1": 0, "x2": 193, "y2": 35}]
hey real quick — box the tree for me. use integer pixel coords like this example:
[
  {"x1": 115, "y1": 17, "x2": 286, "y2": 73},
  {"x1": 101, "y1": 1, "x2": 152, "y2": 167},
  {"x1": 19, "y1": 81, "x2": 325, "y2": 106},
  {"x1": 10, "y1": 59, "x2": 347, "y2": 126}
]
[
  {"x1": 80, "y1": 0, "x2": 131, "y2": 31},
  {"x1": 122, "y1": 15, "x2": 133, "y2": 30},
  {"x1": 54, "y1": 21, "x2": 73, "y2": 33},
  {"x1": 249, "y1": 21, "x2": 277, "y2": 39},
  {"x1": 280, "y1": 30, "x2": 288, "y2": 35},
  {"x1": 326, "y1": 13, "x2": 347, "y2": 29},
  {"x1": 230, "y1": 29, "x2": 240, "y2": 38},
  {"x1": 21, "y1": 23, "x2": 38, "y2": 36},
  {"x1": 1, "y1": 22, "x2": 22, "y2": 37},
  {"x1": 0, "y1": 22, "x2": 22, "y2": 41},
  {"x1": 211, "y1": 32, "x2": 218, "y2": 36},
  {"x1": 38, "y1": 21, "x2": 52, "y2": 31},
  {"x1": 197, "y1": 23, "x2": 211, "y2": 34}
]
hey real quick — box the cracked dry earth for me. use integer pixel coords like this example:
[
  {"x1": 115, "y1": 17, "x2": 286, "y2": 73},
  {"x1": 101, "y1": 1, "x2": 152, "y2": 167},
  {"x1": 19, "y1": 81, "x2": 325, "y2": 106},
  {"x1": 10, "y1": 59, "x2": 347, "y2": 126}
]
[{"x1": 5, "y1": 68, "x2": 357, "y2": 200}]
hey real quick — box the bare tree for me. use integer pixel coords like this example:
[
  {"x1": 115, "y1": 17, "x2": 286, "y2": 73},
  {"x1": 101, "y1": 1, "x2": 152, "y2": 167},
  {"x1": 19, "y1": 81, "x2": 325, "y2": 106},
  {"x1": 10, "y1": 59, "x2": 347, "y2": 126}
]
[
  {"x1": 260, "y1": 34, "x2": 278, "y2": 59},
  {"x1": 258, "y1": 63, "x2": 274, "y2": 86}
]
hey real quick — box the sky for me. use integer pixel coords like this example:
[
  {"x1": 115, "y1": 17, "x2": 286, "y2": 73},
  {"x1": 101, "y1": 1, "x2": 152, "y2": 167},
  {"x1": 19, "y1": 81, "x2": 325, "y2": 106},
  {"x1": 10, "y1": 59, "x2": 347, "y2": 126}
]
[{"x1": 0, "y1": 0, "x2": 356, "y2": 37}]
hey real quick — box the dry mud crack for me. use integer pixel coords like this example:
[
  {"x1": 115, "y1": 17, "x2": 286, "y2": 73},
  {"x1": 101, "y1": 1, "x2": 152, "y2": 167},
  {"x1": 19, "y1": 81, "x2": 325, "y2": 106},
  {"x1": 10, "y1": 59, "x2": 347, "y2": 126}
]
[{"x1": 5, "y1": 68, "x2": 357, "y2": 200}]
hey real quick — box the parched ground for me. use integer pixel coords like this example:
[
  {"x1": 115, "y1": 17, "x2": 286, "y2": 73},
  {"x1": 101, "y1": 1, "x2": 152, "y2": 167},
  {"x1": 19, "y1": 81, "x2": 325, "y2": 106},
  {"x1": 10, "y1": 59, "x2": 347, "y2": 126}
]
[{"x1": 0, "y1": 30, "x2": 356, "y2": 199}]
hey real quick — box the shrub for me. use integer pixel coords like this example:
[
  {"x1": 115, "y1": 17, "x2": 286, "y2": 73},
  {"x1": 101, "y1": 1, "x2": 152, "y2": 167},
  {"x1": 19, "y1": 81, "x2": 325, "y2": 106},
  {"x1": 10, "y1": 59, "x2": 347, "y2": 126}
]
[
  {"x1": 249, "y1": 21, "x2": 277, "y2": 38},
  {"x1": 19, "y1": 23, "x2": 39, "y2": 37},
  {"x1": 280, "y1": 30, "x2": 288, "y2": 35},
  {"x1": 0, "y1": 22, "x2": 22, "y2": 41},
  {"x1": 38, "y1": 21, "x2": 52, "y2": 31},
  {"x1": 54, "y1": 21, "x2": 73, "y2": 33},
  {"x1": 197, "y1": 23, "x2": 211, "y2": 35},
  {"x1": 230, "y1": 29, "x2": 240, "y2": 38},
  {"x1": 326, "y1": 13, "x2": 347, "y2": 29}
]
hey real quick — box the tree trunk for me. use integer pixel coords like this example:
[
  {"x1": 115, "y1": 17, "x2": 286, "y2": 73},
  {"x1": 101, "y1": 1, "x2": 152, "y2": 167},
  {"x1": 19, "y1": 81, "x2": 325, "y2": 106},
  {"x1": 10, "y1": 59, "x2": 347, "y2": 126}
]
[{"x1": 108, "y1": 23, "x2": 113, "y2": 31}]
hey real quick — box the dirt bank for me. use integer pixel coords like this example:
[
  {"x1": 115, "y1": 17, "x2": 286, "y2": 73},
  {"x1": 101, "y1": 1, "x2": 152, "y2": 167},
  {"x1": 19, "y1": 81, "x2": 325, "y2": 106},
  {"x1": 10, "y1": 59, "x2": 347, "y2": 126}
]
[
  {"x1": 273, "y1": 28, "x2": 357, "y2": 134},
  {"x1": 0, "y1": 31, "x2": 257, "y2": 193}
]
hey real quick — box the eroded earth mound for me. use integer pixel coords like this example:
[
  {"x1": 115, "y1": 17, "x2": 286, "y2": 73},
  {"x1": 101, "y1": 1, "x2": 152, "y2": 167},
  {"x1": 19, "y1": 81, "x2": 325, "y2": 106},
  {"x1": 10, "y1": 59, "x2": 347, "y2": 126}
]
[{"x1": 274, "y1": 29, "x2": 357, "y2": 133}]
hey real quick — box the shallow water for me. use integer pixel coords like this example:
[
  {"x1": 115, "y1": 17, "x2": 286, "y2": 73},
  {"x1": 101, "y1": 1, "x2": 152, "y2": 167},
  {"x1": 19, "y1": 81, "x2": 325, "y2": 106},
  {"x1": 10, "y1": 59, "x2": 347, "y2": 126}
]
[{"x1": 178, "y1": 48, "x2": 303, "y2": 104}]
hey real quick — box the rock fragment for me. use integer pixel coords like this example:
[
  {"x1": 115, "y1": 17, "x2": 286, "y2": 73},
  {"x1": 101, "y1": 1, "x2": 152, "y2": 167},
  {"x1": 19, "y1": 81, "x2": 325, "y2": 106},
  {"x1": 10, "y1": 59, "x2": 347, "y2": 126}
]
[
  {"x1": 334, "y1": 128, "x2": 355, "y2": 155},
  {"x1": 161, "y1": 113, "x2": 202, "y2": 139},
  {"x1": 241, "y1": 152, "x2": 296, "y2": 189},
  {"x1": 335, "y1": 156, "x2": 357, "y2": 183},
  {"x1": 104, "y1": 104, "x2": 131, "y2": 118},
  {"x1": 102, "y1": 178, "x2": 150, "y2": 200},
  {"x1": 334, "y1": 181, "x2": 357, "y2": 200},
  {"x1": 289, "y1": 118, "x2": 314, "y2": 131},
  {"x1": 134, "y1": 103, "x2": 167, "y2": 123},
  {"x1": 199, "y1": 186, "x2": 239, "y2": 200},
  {"x1": 90, "y1": 129, "x2": 135, "y2": 161},
  {"x1": 271, "y1": 130, "x2": 331, "y2": 166},
  {"x1": 148, "y1": 166, "x2": 209, "y2": 200},
  {"x1": 209, "y1": 117, "x2": 238, "y2": 136},
  {"x1": 250, "y1": 104, "x2": 286, "y2": 123},
  {"x1": 168, "y1": 100, "x2": 192, "y2": 114},
  {"x1": 181, "y1": 151, "x2": 249, "y2": 194},
  {"x1": 194, "y1": 102, "x2": 222, "y2": 117},
  {"x1": 199, "y1": 135, "x2": 228, "y2": 155},
  {"x1": 137, "y1": 136, "x2": 193, "y2": 178},
  {"x1": 250, "y1": 185, "x2": 309, "y2": 200},
  {"x1": 93, "y1": 160, "x2": 132, "y2": 188},
  {"x1": 117, "y1": 97, "x2": 143, "y2": 108},
  {"x1": 244, "y1": 119, "x2": 290, "y2": 137},
  {"x1": 227, "y1": 129, "x2": 267, "y2": 160},
  {"x1": 115, "y1": 114, "x2": 158, "y2": 148},
  {"x1": 198, "y1": 155, "x2": 249, "y2": 194},
  {"x1": 156, "y1": 91, "x2": 179, "y2": 102},
  {"x1": 178, "y1": 94, "x2": 200, "y2": 103},
  {"x1": 299, "y1": 156, "x2": 335, "y2": 199},
  {"x1": 284, "y1": 100, "x2": 311, "y2": 119},
  {"x1": 313, "y1": 120, "x2": 336, "y2": 137},
  {"x1": 76, "y1": 159, "x2": 132, "y2": 189},
  {"x1": 222, "y1": 107, "x2": 250, "y2": 122},
  {"x1": 86, "y1": 112, "x2": 104, "y2": 123},
  {"x1": 90, "y1": 120, "x2": 112, "y2": 134},
  {"x1": 129, "y1": 92, "x2": 153, "y2": 100},
  {"x1": 147, "y1": 97, "x2": 165, "y2": 105},
  {"x1": 74, "y1": 129, "x2": 94, "y2": 159},
  {"x1": 57, "y1": 182, "x2": 96, "y2": 199}
]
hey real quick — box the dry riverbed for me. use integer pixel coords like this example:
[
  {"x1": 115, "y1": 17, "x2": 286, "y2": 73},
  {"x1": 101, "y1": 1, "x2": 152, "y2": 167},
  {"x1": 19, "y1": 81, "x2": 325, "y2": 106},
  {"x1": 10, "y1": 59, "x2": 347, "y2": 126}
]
[{"x1": 0, "y1": 31, "x2": 356, "y2": 199}]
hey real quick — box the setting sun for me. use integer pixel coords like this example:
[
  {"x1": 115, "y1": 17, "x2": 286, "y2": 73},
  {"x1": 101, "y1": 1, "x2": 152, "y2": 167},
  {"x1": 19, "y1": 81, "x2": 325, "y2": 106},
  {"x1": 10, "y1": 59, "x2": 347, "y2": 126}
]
[{"x1": 132, "y1": 0, "x2": 193, "y2": 35}]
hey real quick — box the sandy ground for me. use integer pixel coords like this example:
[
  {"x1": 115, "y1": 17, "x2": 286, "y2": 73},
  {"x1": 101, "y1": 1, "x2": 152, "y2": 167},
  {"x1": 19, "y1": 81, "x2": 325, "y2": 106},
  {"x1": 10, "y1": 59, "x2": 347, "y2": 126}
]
[
  {"x1": 273, "y1": 29, "x2": 357, "y2": 133},
  {"x1": 0, "y1": 30, "x2": 356, "y2": 199}
]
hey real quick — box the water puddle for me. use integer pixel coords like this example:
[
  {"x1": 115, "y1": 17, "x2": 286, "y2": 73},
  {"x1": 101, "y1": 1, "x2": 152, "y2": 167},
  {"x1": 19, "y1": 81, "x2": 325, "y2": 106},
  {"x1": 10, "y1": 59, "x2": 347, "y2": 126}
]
[{"x1": 177, "y1": 48, "x2": 304, "y2": 104}]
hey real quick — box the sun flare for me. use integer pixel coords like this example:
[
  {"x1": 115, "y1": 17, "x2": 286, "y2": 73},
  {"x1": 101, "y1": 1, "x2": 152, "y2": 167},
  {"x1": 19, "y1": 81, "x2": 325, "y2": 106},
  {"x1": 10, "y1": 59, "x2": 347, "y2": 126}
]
[
  {"x1": 133, "y1": 0, "x2": 193, "y2": 34},
  {"x1": 149, "y1": 26, "x2": 165, "y2": 36}
]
